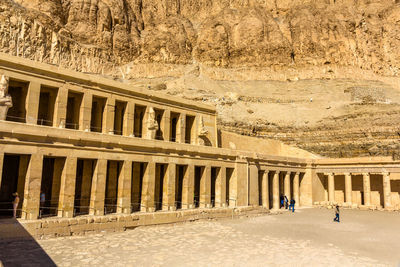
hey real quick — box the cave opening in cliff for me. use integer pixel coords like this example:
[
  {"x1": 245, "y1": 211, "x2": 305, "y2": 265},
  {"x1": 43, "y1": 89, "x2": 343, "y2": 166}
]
[
  {"x1": 170, "y1": 112, "x2": 180, "y2": 142},
  {"x1": 6, "y1": 80, "x2": 28, "y2": 123},
  {"x1": 114, "y1": 100, "x2": 127, "y2": 135},
  {"x1": 90, "y1": 96, "x2": 106, "y2": 132},
  {"x1": 154, "y1": 163, "x2": 167, "y2": 211},
  {"x1": 37, "y1": 86, "x2": 58, "y2": 127},
  {"x1": 105, "y1": 160, "x2": 122, "y2": 214},
  {"x1": 154, "y1": 108, "x2": 165, "y2": 141},
  {"x1": 185, "y1": 115, "x2": 195, "y2": 144},
  {"x1": 134, "y1": 105, "x2": 146, "y2": 138},
  {"x1": 0, "y1": 154, "x2": 28, "y2": 218},
  {"x1": 66, "y1": 91, "x2": 83, "y2": 130},
  {"x1": 74, "y1": 159, "x2": 94, "y2": 216},
  {"x1": 175, "y1": 165, "x2": 186, "y2": 210}
]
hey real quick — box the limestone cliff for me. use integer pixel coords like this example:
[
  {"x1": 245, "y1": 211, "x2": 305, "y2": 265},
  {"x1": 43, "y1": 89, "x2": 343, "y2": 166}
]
[{"x1": 1, "y1": 0, "x2": 400, "y2": 157}]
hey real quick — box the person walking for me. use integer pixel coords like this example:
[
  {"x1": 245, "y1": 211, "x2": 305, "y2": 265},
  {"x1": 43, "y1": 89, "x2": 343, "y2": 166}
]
[
  {"x1": 40, "y1": 191, "x2": 45, "y2": 217},
  {"x1": 12, "y1": 192, "x2": 20, "y2": 218},
  {"x1": 333, "y1": 205, "x2": 340, "y2": 222},
  {"x1": 284, "y1": 196, "x2": 289, "y2": 209},
  {"x1": 289, "y1": 198, "x2": 295, "y2": 212},
  {"x1": 280, "y1": 195, "x2": 284, "y2": 209}
]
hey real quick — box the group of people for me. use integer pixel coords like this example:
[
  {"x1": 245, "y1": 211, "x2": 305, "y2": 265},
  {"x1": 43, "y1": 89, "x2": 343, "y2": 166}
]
[{"x1": 280, "y1": 195, "x2": 296, "y2": 212}]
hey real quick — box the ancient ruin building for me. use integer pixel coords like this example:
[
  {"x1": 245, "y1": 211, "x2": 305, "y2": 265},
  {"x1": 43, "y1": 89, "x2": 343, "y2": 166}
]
[{"x1": 0, "y1": 54, "x2": 399, "y2": 237}]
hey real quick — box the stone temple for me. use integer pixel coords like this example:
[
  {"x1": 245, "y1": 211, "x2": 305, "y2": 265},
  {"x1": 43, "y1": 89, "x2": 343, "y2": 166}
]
[{"x1": 0, "y1": 53, "x2": 399, "y2": 238}]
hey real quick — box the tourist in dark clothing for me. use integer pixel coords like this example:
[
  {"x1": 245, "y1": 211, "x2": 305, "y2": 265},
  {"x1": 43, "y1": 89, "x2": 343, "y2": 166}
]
[
  {"x1": 284, "y1": 196, "x2": 289, "y2": 209},
  {"x1": 280, "y1": 195, "x2": 284, "y2": 208},
  {"x1": 333, "y1": 205, "x2": 340, "y2": 222},
  {"x1": 289, "y1": 199, "x2": 295, "y2": 212}
]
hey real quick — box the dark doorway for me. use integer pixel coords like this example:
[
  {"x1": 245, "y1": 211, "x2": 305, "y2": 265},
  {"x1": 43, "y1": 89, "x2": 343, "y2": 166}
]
[
  {"x1": 175, "y1": 165, "x2": 186, "y2": 210},
  {"x1": 39, "y1": 157, "x2": 63, "y2": 217},
  {"x1": 194, "y1": 166, "x2": 203, "y2": 208},
  {"x1": 211, "y1": 167, "x2": 220, "y2": 207},
  {"x1": 134, "y1": 105, "x2": 146, "y2": 138},
  {"x1": 226, "y1": 168, "x2": 234, "y2": 206},
  {"x1": 185, "y1": 115, "x2": 195, "y2": 144},
  {"x1": 90, "y1": 96, "x2": 106, "y2": 132},
  {"x1": 105, "y1": 161, "x2": 122, "y2": 214},
  {"x1": 6, "y1": 80, "x2": 28, "y2": 123},
  {"x1": 114, "y1": 100, "x2": 127, "y2": 135},
  {"x1": 170, "y1": 112, "x2": 180, "y2": 142},
  {"x1": 155, "y1": 164, "x2": 166, "y2": 211},
  {"x1": 65, "y1": 91, "x2": 83, "y2": 130},
  {"x1": 132, "y1": 162, "x2": 146, "y2": 212},
  {"x1": 74, "y1": 159, "x2": 94, "y2": 216}
]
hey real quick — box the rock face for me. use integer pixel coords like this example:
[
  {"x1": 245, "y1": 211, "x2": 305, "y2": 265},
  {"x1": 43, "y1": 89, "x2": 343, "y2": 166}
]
[{"x1": 1, "y1": 0, "x2": 400, "y2": 157}]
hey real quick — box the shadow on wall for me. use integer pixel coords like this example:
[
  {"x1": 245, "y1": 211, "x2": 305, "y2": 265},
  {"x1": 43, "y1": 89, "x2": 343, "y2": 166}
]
[{"x1": 0, "y1": 218, "x2": 56, "y2": 266}]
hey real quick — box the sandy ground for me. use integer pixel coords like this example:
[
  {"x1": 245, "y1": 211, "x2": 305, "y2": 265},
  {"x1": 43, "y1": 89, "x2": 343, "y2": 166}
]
[{"x1": 29, "y1": 208, "x2": 399, "y2": 266}]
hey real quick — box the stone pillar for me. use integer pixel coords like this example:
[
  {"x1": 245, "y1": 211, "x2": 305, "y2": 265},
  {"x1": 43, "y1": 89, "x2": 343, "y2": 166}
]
[
  {"x1": 21, "y1": 154, "x2": 43, "y2": 220},
  {"x1": 200, "y1": 165, "x2": 211, "y2": 208},
  {"x1": 248, "y1": 164, "x2": 259, "y2": 206},
  {"x1": 103, "y1": 97, "x2": 115, "y2": 134},
  {"x1": 261, "y1": 170, "x2": 269, "y2": 208},
  {"x1": 162, "y1": 163, "x2": 176, "y2": 211},
  {"x1": 58, "y1": 157, "x2": 77, "y2": 218},
  {"x1": 344, "y1": 173, "x2": 352, "y2": 204},
  {"x1": 131, "y1": 162, "x2": 142, "y2": 212},
  {"x1": 53, "y1": 86, "x2": 68, "y2": 128},
  {"x1": 17, "y1": 156, "x2": 29, "y2": 210},
  {"x1": 124, "y1": 102, "x2": 134, "y2": 136},
  {"x1": 293, "y1": 172, "x2": 300, "y2": 206},
  {"x1": 284, "y1": 171, "x2": 291, "y2": 200},
  {"x1": 272, "y1": 171, "x2": 280, "y2": 210},
  {"x1": 215, "y1": 167, "x2": 226, "y2": 207},
  {"x1": 362, "y1": 173, "x2": 371, "y2": 206},
  {"x1": 89, "y1": 159, "x2": 107, "y2": 216},
  {"x1": 327, "y1": 173, "x2": 335, "y2": 203},
  {"x1": 382, "y1": 172, "x2": 392, "y2": 209},
  {"x1": 25, "y1": 81, "x2": 41, "y2": 124},
  {"x1": 163, "y1": 109, "x2": 171, "y2": 142},
  {"x1": 182, "y1": 164, "x2": 194, "y2": 209},
  {"x1": 177, "y1": 113, "x2": 186, "y2": 143},
  {"x1": 141, "y1": 161, "x2": 156, "y2": 212},
  {"x1": 117, "y1": 161, "x2": 132, "y2": 214},
  {"x1": 80, "y1": 91, "x2": 92, "y2": 131}
]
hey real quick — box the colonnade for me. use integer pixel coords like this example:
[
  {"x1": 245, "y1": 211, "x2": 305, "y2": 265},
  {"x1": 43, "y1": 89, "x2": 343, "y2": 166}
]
[{"x1": 322, "y1": 172, "x2": 392, "y2": 209}]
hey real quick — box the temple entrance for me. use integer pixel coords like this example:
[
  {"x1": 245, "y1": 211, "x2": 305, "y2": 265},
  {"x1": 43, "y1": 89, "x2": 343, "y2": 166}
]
[
  {"x1": 90, "y1": 96, "x2": 106, "y2": 132},
  {"x1": 175, "y1": 165, "x2": 186, "y2": 210},
  {"x1": 132, "y1": 162, "x2": 146, "y2": 212},
  {"x1": 6, "y1": 80, "x2": 28, "y2": 123},
  {"x1": 194, "y1": 166, "x2": 203, "y2": 208},
  {"x1": 39, "y1": 157, "x2": 64, "y2": 217},
  {"x1": 155, "y1": 164, "x2": 167, "y2": 211},
  {"x1": 66, "y1": 91, "x2": 83, "y2": 130},
  {"x1": 37, "y1": 86, "x2": 58, "y2": 126},
  {"x1": 105, "y1": 161, "x2": 123, "y2": 214},
  {"x1": 0, "y1": 154, "x2": 29, "y2": 218},
  {"x1": 74, "y1": 159, "x2": 95, "y2": 216}
]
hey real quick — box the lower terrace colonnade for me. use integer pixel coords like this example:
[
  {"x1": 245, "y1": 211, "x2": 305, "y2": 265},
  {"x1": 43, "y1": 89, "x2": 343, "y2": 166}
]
[{"x1": 317, "y1": 172, "x2": 399, "y2": 210}]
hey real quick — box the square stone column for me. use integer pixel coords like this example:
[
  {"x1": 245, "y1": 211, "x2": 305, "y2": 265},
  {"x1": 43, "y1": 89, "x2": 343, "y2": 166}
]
[
  {"x1": 17, "y1": 156, "x2": 29, "y2": 210},
  {"x1": 177, "y1": 113, "x2": 186, "y2": 143},
  {"x1": 80, "y1": 91, "x2": 92, "y2": 131},
  {"x1": 272, "y1": 171, "x2": 280, "y2": 210},
  {"x1": 293, "y1": 172, "x2": 300, "y2": 206},
  {"x1": 344, "y1": 173, "x2": 352, "y2": 204},
  {"x1": 89, "y1": 159, "x2": 107, "y2": 216},
  {"x1": 383, "y1": 172, "x2": 392, "y2": 209},
  {"x1": 25, "y1": 81, "x2": 41, "y2": 124},
  {"x1": 131, "y1": 162, "x2": 142, "y2": 212},
  {"x1": 284, "y1": 171, "x2": 291, "y2": 200},
  {"x1": 327, "y1": 173, "x2": 335, "y2": 203},
  {"x1": 162, "y1": 163, "x2": 176, "y2": 211},
  {"x1": 249, "y1": 164, "x2": 259, "y2": 206},
  {"x1": 261, "y1": 170, "x2": 269, "y2": 208},
  {"x1": 117, "y1": 161, "x2": 132, "y2": 214},
  {"x1": 200, "y1": 165, "x2": 211, "y2": 208},
  {"x1": 123, "y1": 102, "x2": 134, "y2": 137},
  {"x1": 235, "y1": 160, "x2": 248, "y2": 206},
  {"x1": 141, "y1": 161, "x2": 156, "y2": 212},
  {"x1": 21, "y1": 154, "x2": 43, "y2": 220},
  {"x1": 163, "y1": 109, "x2": 171, "y2": 142},
  {"x1": 182, "y1": 164, "x2": 194, "y2": 209},
  {"x1": 362, "y1": 173, "x2": 371, "y2": 206},
  {"x1": 53, "y1": 86, "x2": 68, "y2": 128},
  {"x1": 215, "y1": 167, "x2": 226, "y2": 207},
  {"x1": 58, "y1": 157, "x2": 77, "y2": 218},
  {"x1": 103, "y1": 97, "x2": 115, "y2": 134}
]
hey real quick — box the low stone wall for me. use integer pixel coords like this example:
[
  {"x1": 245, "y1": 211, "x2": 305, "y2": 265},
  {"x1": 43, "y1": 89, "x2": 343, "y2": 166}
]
[
  {"x1": 313, "y1": 202, "x2": 399, "y2": 212},
  {"x1": 21, "y1": 207, "x2": 269, "y2": 239}
]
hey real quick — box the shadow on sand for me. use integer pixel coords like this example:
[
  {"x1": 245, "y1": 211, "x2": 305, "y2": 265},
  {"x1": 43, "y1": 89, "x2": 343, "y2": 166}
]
[{"x1": 0, "y1": 218, "x2": 56, "y2": 267}]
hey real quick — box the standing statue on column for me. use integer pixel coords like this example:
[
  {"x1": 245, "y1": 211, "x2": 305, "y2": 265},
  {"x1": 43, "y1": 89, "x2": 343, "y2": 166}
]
[
  {"x1": 146, "y1": 107, "x2": 158, "y2": 139},
  {"x1": 0, "y1": 75, "x2": 12, "y2": 120},
  {"x1": 198, "y1": 115, "x2": 208, "y2": 137}
]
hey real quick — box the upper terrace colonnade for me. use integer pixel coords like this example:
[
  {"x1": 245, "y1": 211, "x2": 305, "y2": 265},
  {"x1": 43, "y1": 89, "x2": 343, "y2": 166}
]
[{"x1": 0, "y1": 54, "x2": 398, "y2": 222}]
